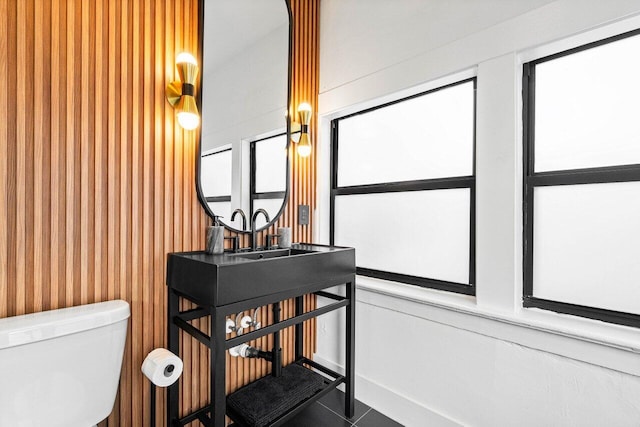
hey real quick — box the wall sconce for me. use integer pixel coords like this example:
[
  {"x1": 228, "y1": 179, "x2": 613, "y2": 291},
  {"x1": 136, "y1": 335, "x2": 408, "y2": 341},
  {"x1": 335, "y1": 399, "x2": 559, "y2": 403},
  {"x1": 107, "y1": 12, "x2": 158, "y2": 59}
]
[
  {"x1": 291, "y1": 102, "x2": 312, "y2": 157},
  {"x1": 166, "y1": 52, "x2": 200, "y2": 130}
]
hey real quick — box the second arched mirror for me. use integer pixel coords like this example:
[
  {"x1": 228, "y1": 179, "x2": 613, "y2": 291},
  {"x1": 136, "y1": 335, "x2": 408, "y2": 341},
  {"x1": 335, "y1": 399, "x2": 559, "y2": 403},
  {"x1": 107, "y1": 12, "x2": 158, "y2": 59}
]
[{"x1": 197, "y1": 0, "x2": 292, "y2": 233}]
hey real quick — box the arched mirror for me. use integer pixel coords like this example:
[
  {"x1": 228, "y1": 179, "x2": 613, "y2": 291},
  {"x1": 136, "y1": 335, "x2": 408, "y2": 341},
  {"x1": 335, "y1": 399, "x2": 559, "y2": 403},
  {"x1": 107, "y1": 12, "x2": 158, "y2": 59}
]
[{"x1": 197, "y1": 0, "x2": 292, "y2": 233}]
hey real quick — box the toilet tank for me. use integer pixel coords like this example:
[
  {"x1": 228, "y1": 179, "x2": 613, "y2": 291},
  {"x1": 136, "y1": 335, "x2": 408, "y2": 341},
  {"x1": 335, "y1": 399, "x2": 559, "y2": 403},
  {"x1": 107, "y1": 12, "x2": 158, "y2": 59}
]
[{"x1": 0, "y1": 300, "x2": 130, "y2": 427}]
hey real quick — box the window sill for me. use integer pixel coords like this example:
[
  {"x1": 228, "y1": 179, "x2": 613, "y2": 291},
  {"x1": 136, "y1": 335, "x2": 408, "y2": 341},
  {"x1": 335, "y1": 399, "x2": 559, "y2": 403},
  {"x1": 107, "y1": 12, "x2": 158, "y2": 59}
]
[{"x1": 354, "y1": 275, "x2": 640, "y2": 377}]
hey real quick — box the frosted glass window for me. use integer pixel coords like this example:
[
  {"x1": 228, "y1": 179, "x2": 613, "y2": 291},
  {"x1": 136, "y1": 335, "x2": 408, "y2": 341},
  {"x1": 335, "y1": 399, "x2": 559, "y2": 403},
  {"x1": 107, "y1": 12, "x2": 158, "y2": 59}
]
[
  {"x1": 252, "y1": 198, "x2": 284, "y2": 229},
  {"x1": 254, "y1": 134, "x2": 287, "y2": 193},
  {"x1": 524, "y1": 31, "x2": 640, "y2": 324},
  {"x1": 533, "y1": 182, "x2": 640, "y2": 314},
  {"x1": 201, "y1": 150, "x2": 232, "y2": 197},
  {"x1": 334, "y1": 189, "x2": 470, "y2": 284},
  {"x1": 337, "y1": 81, "x2": 474, "y2": 187},
  {"x1": 534, "y1": 34, "x2": 640, "y2": 172},
  {"x1": 331, "y1": 78, "x2": 475, "y2": 293}
]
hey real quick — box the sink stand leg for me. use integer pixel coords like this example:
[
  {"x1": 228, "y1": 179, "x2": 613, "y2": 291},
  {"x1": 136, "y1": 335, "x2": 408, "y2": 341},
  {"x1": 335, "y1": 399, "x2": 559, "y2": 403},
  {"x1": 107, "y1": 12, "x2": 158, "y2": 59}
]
[
  {"x1": 167, "y1": 289, "x2": 180, "y2": 426},
  {"x1": 295, "y1": 296, "x2": 304, "y2": 360},
  {"x1": 211, "y1": 307, "x2": 227, "y2": 426},
  {"x1": 345, "y1": 278, "x2": 356, "y2": 418},
  {"x1": 272, "y1": 302, "x2": 282, "y2": 377}
]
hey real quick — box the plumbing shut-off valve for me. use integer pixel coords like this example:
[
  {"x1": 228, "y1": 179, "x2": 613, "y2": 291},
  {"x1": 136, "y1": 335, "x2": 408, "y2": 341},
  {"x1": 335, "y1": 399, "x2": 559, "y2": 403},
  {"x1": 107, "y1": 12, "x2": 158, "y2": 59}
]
[
  {"x1": 225, "y1": 311, "x2": 245, "y2": 335},
  {"x1": 239, "y1": 307, "x2": 261, "y2": 330},
  {"x1": 226, "y1": 308, "x2": 261, "y2": 335}
]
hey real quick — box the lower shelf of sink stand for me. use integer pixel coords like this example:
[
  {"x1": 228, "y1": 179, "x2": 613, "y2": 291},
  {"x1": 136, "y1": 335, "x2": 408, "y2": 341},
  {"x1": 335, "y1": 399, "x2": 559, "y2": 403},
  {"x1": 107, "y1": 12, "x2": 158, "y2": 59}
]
[
  {"x1": 228, "y1": 358, "x2": 345, "y2": 427},
  {"x1": 180, "y1": 358, "x2": 345, "y2": 427}
]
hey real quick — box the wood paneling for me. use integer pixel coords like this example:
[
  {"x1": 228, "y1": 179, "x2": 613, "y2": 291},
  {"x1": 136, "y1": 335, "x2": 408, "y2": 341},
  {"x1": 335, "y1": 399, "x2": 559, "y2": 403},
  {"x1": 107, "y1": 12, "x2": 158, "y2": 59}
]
[
  {"x1": 279, "y1": 0, "x2": 319, "y2": 245},
  {"x1": 276, "y1": 0, "x2": 321, "y2": 367},
  {"x1": 276, "y1": 0, "x2": 321, "y2": 364},
  {"x1": 1, "y1": 0, "x2": 203, "y2": 425},
  {"x1": 0, "y1": 0, "x2": 319, "y2": 425}
]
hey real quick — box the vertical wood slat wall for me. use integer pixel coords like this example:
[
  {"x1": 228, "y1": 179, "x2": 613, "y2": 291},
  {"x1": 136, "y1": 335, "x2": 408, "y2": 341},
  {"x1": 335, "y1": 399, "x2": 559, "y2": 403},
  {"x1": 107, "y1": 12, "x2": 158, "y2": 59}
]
[
  {"x1": 280, "y1": 0, "x2": 319, "y2": 244},
  {"x1": 0, "y1": 0, "x2": 319, "y2": 425},
  {"x1": 272, "y1": 0, "x2": 321, "y2": 366},
  {"x1": 0, "y1": 0, "x2": 203, "y2": 425}
]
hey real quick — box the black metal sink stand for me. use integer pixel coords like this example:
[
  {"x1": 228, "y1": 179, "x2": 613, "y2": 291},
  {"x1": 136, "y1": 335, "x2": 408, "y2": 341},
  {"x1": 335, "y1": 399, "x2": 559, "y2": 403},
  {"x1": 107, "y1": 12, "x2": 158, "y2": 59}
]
[{"x1": 166, "y1": 277, "x2": 356, "y2": 427}]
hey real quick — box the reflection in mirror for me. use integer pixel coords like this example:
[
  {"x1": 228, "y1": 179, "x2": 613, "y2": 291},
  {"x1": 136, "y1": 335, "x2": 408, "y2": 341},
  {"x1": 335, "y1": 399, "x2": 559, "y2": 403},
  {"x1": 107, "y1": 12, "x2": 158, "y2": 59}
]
[
  {"x1": 198, "y1": 0, "x2": 290, "y2": 233},
  {"x1": 251, "y1": 133, "x2": 287, "y2": 229},
  {"x1": 201, "y1": 146, "x2": 233, "y2": 224}
]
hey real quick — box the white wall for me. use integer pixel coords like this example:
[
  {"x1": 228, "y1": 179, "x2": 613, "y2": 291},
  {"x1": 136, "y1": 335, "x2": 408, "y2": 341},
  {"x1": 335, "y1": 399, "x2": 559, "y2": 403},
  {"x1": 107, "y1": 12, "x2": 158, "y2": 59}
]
[
  {"x1": 315, "y1": 1, "x2": 640, "y2": 425},
  {"x1": 200, "y1": 25, "x2": 288, "y2": 152}
]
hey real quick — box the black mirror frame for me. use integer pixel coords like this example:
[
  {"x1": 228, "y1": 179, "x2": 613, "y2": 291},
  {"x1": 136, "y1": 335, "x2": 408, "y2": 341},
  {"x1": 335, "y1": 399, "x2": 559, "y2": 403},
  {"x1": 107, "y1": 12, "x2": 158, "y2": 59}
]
[{"x1": 194, "y1": 0, "x2": 293, "y2": 234}]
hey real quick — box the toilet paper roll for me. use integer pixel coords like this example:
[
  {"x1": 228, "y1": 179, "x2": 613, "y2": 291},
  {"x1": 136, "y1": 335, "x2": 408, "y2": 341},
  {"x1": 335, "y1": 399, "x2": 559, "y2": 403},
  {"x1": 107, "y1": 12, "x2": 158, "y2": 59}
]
[{"x1": 141, "y1": 348, "x2": 183, "y2": 387}]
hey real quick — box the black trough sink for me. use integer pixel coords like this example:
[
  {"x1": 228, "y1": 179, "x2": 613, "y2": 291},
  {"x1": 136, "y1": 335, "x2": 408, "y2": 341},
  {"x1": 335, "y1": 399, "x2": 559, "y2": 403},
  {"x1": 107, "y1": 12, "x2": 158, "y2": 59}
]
[
  {"x1": 167, "y1": 244, "x2": 355, "y2": 307},
  {"x1": 228, "y1": 248, "x2": 312, "y2": 260}
]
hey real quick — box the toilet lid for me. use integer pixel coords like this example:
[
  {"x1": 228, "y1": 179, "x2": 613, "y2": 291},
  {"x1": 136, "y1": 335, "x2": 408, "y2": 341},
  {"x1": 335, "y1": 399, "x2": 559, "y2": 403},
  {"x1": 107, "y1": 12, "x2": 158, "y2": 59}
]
[{"x1": 0, "y1": 300, "x2": 130, "y2": 350}]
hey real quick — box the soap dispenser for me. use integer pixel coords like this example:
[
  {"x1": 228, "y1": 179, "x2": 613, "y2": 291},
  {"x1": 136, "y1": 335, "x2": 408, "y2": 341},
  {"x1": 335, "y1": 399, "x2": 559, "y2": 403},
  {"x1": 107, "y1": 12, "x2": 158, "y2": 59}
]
[{"x1": 205, "y1": 216, "x2": 225, "y2": 254}]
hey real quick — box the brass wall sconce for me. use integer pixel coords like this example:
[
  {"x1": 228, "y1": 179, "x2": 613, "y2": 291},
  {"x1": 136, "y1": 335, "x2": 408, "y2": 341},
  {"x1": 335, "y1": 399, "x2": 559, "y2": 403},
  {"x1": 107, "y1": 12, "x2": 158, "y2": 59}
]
[
  {"x1": 166, "y1": 52, "x2": 200, "y2": 130},
  {"x1": 291, "y1": 102, "x2": 312, "y2": 157}
]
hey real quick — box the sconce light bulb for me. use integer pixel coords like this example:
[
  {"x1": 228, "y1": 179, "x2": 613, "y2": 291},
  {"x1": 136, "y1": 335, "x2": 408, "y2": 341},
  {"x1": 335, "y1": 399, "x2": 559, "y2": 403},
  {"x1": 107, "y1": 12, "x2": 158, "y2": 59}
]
[
  {"x1": 297, "y1": 133, "x2": 311, "y2": 157},
  {"x1": 178, "y1": 111, "x2": 200, "y2": 130},
  {"x1": 176, "y1": 94, "x2": 200, "y2": 130},
  {"x1": 297, "y1": 102, "x2": 312, "y2": 113},
  {"x1": 176, "y1": 52, "x2": 198, "y2": 66},
  {"x1": 175, "y1": 52, "x2": 199, "y2": 85}
]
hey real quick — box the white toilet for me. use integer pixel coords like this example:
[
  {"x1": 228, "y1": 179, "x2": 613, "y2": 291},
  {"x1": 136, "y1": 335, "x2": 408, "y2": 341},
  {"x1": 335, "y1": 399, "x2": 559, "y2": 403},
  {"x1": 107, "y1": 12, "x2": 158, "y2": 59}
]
[{"x1": 0, "y1": 300, "x2": 130, "y2": 427}]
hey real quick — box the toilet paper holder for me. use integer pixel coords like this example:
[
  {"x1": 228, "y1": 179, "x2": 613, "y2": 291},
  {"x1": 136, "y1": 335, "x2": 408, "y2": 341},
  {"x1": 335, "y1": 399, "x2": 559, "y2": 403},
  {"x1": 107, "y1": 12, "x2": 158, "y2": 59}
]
[{"x1": 142, "y1": 348, "x2": 183, "y2": 427}]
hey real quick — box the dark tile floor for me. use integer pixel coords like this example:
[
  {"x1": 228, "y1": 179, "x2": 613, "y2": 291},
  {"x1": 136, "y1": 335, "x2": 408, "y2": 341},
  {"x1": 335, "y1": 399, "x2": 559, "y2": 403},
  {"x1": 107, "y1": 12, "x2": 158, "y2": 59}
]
[{"x1": 280, "y1": 389, "x2": 403, "y2": 427}]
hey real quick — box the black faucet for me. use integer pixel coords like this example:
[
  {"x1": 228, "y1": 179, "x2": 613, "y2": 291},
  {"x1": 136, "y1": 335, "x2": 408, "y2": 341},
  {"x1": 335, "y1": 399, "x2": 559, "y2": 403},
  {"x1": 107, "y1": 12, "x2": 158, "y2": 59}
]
[
  {"x1": 231, "y1": 208, "x2": 247, "y2": 231},
  {"x1": 251, "y1": 208, "x2": 270, "y2": 251}
]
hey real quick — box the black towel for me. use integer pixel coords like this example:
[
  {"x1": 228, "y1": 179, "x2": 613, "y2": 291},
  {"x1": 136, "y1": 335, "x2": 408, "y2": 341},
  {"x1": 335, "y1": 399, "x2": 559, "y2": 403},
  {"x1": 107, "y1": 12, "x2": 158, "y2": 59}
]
[{"x1": 227, "y1": 364, "x2": 326, "y2": 427}]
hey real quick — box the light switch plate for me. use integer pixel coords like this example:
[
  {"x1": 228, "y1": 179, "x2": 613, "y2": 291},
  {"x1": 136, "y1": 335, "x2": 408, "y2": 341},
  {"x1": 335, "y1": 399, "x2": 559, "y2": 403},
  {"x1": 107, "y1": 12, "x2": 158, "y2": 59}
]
[{"x1": 298, "y1": 204, "x2": 310, "y2": 225}]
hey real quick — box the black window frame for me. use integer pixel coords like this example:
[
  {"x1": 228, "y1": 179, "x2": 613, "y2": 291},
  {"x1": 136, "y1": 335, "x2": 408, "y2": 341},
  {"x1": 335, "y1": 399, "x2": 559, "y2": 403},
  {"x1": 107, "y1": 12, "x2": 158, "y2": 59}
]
[
  {"x1": 202, "y1": 147, "x2": 232, "y2": 204},
  {"x1": 330, "y1": 78, "x2": 477, "y2": 296},
  {"x1": 522, "y1": 28, "x2": 640, "y2": 328},
  {"x1": 250, "y1": 132, "x2": 287, "y2": 218}
]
